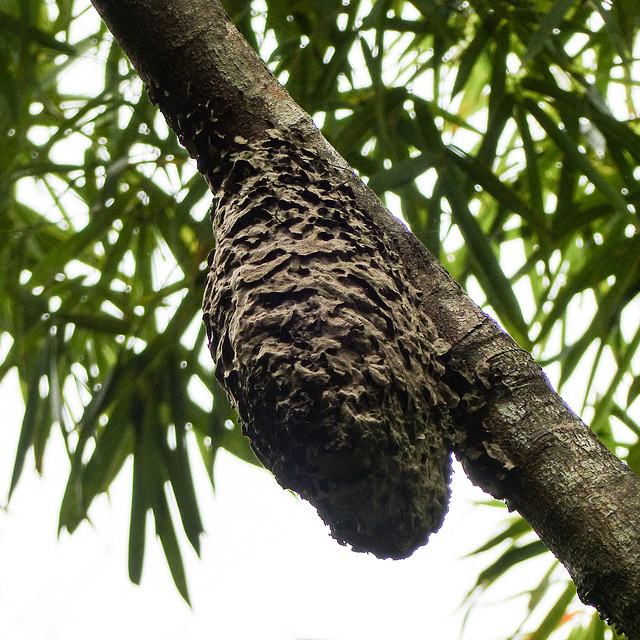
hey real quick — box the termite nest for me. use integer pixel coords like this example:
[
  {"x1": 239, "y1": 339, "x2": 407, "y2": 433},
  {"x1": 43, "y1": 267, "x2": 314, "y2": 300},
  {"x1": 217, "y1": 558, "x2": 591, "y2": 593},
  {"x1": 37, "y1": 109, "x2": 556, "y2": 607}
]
[{"x1": 203, "y1": 128, "x2": 453, "y2": 559}]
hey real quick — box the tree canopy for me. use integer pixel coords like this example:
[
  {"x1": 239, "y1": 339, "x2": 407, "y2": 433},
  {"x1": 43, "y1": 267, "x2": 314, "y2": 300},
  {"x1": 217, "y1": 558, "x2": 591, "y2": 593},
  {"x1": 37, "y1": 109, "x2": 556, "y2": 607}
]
[{"x1": 2, "y1": 0, "x2": 640, "y2": 637}]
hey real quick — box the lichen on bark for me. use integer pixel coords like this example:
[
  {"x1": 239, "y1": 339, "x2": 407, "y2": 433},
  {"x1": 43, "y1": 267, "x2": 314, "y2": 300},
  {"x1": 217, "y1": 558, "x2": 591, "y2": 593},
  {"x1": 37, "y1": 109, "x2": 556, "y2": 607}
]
[{"x1": 203, "y1": 128, "x2": 454, "y2": 559}]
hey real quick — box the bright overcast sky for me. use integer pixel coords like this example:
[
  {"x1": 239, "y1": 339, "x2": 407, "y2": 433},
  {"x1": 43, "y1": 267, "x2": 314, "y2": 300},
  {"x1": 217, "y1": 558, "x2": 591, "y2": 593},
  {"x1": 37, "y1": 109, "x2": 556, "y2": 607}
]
[
  {"x1": 0, "y1": 355, "x2": 569, "y2": 640},
  {"x1": 0, "y1": 2, "x2": 613, "y2": 638}
]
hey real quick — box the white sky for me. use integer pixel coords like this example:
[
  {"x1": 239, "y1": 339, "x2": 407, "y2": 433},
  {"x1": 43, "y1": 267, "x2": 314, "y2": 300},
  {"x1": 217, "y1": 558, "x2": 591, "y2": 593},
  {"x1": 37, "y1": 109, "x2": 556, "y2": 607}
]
[
  {"x1": 0, "y1": 368, "x2": 567, "y2": 640},
  {"x1": 2, "y1": 1, "x2": 635, "y2": 638}
]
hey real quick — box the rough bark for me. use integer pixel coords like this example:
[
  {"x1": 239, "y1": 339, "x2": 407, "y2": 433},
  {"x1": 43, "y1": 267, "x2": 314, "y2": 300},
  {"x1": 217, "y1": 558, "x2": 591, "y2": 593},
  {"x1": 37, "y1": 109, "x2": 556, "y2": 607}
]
[{"x1": 90, "y1": 0, "x2": 640, "y2": 636}]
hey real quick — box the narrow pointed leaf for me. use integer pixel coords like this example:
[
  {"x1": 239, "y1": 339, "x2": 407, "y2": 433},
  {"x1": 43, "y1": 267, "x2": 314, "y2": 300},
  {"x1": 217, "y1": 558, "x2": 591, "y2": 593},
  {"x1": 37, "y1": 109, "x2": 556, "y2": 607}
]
[
  {"x1": 128, "y1": 448, "x2": 149, "y2": 585},
  {"x1": 451, "y1": 24, "x2": 491, "y2": 98},
  {"x1": 8, "y1": 334, "x2": 49, "y2": 500},
  {"x1": 522, "y1": 0, "x2": 576, "y2": 64},
  {"x1": 155, "y1": 490, "x2": 191, "y2": 605},
  {"x1": 474, "y1": 540, "x2": 548, "y2": 590},
  {"x1": 445, "y1": 146, "x2": 533, "y2": 222},
  {"x1": 368, "y1": 155, "x2": 436, "y2": 194},
  {"x1": 527, "y1": 582, "x2": 577, "y2": 640},
  {"x1": 525, "y1": 100, "x2": 630, "y2": 215},
  {"x1": 467, "y1": 517, "x2": 533, "y2": 555},
  {"x1": 440, "y1": 170, "x2": 530, "y2": 347}
]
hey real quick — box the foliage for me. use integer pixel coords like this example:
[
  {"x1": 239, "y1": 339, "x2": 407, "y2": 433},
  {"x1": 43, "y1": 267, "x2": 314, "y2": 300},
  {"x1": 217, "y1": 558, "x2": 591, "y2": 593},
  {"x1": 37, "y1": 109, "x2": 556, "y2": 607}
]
[
  {"x1": 0, "y1": 0, "x2": 257, "y2": 604},
  {"x1": 1, "y1": 0, "x2": 640, "y2": 635}
]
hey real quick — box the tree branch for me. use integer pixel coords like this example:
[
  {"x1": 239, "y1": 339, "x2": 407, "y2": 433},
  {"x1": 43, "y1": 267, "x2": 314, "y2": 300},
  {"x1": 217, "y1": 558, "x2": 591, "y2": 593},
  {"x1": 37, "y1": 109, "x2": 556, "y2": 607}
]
[{"x1": 90, "y1": 0, "x2": 640, "y2": 636}]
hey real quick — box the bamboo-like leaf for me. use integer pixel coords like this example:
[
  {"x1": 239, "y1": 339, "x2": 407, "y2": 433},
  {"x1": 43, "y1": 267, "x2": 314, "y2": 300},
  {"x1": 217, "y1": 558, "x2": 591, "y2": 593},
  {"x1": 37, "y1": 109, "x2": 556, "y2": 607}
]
[
  {"x1": 526, "y1": 582, "x2": 577, "y2": 640},
  {"x1": 28, "y1": 217, "x2": 117, "y2": 284},
  {"x1": 440, "y1": 169, "x2": 531, "y2": 347},
  {"x1": 582, "y1": 612, "x2": 607, "y2": 640},
  {"x1": 128, "y1": 452, "x2": 148, "y2": 586},
  {"x1": 368, "y1": 154, "x2": 436, "y2": 194},
  {"x1": 522, "y1": 0, "x2": 576, "y2": 64},
  {"x1": 8, "y1": 331, "x2": 49, "y2": 499},
  {"x1": 46, "y1": 328, "x2": 64, "y2": 426},
  {"x1": 451, "y1": 22, "x2": 492, "y2": 98},
  {"x1": 0, "y1": 10, "x2": 77, "y2": 55},
  {"x1": 55, "y1": 311, "x2": 130, "y2": 335},
  {"x1": 487, "y1": 22, "x2": 509, "y2": 121},
  {"x1": 589, "y1": 323, "x2": 640, "y2": 433},
  {"x1": 95, "y1": 217, "x2": 137, "y2": 288},
  {"x1": 526, "y1": 76, "x2": 640, "y2": 165},
  {"x1": 514, "y1": 104, "x2": 545, "y2": 222},
  {"x1": 61, "y1": 408, "x2": 135, "y2": 533},
  {"x1": 164, "y1": 439, "x2": 204, "y2": 556},
  {"x1": 628, "y1": 375, "x2": 640, "y2": 409},
  {"x1": 611, "y1": 404, "x2": 640, "y2": 441},
  {"x1": 423, "y1": 178, "x2": 444, "y2": 258},
  {"x1": 525, "y1": 563, "x2": 561, "y2": 625},
  {"x1": 445, "y1": 146, "x2": 533, "y2": 222},
  {"x1": 473, "y1": 540, "x2": 548, "y2": 591},
  {"x1": 58, "y1": 368, "x2": 124, "y2": 533},
  {"x1": 625, "y1": 441, "x2": 640, "y2": 475},
  {"x1": 411, "y1": 97, "x2": 445, "y2": 153},
  {"x1": 155, "y1": 489, "x2": 192, "y2": 605},
  {"x1": 525, "y1": 99, "x2": 631, "y2": 216},
  {"x1": 556, "y1": 257, "x2": 640, "y2": 390},
  {"x1": 537, "y1": 227, "x2": 638, "y2": 343},
  {"x1": 163, "y1": 361, "x2": 205, "y2": 554},
  {"x1": 466, "y1": 516, "x2": 533, "y2": 555}
]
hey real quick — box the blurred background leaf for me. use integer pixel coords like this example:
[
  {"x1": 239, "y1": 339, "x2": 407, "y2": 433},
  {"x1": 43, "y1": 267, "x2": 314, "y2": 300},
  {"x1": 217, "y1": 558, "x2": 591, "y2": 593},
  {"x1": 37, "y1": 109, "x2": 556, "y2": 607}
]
[{"x1": 2, "y1": 0, "x2": 640, "y2": 636}]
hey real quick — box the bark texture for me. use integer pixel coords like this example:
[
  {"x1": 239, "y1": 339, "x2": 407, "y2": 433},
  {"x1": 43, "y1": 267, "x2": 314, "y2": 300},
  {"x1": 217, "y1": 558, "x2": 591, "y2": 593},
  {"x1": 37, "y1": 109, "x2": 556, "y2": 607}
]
[{"x1": 90, "y1": 0, "x2": 640, "y2": 636}]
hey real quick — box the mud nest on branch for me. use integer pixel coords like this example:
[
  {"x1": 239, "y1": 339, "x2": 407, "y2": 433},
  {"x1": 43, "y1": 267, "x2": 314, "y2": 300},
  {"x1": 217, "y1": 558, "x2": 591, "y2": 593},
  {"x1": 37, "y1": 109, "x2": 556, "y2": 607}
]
[{"x1": 203, "y1": 129, "x2": 453, "y2": 559}]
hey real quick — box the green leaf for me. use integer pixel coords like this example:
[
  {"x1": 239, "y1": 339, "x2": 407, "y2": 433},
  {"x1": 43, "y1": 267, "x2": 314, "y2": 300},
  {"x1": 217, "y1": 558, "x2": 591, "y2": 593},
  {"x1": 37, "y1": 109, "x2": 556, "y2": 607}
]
[
  {"x1": 439, "y1": 167, "x2": 531, "y2": 347},
  {"x1": 522, "y1": 0, "x2": 576, "y2": 64},
  {"x1": 589, "y1": 321, "x2": 640, "y2": 435},
  {"x1": 628, "y1": 375, "x2": 640, "y2": 408},
  {"x1": 583, "y1": 612, "x2": 607, "y2": 640},
  {"x1": 451, "y1": 21, "x2": 492, "y2": 98},
  {"x1": 367, "y1": 154, "x2": 436, "y2": 194},
  {"x1": 164, "y1": 443, "x2": 204, "y2": 557},
  {"x1": 467, "y1": 516, "x2": 533, "y2": 555},
  {"x1": 473, "y1": 540, "x2": 549, "y2": 591},
  {"x1": 154, "y1": 489, "x2": 192, "y2": 605},
  {"x1": 513, "y1": 104, "x2": 545, "y2": 222},
  {"x1": 60, "y1": 408, "x2": 135, "y2": 533},
  {"x1": 47, "y1": 328, "x2": 64, "y2": 428},
  {"x1": 0, "y1": 10, "x2": 77, "y2": 55},
  {"x1": 527, "y1": 582, "x2": 577, "y2": 640},
  {"x1": 445, "y1": 146, "x2": 534, "y2": 222},
  {"x1": 525, "y1": 99, "x2": 631, "y2": 216},
  {"x1": 8, "y1": 330, "x2": 50, "y2": 499},
  {"x1": 128, "y1": 452, "x2": 149, "y2": 586}
]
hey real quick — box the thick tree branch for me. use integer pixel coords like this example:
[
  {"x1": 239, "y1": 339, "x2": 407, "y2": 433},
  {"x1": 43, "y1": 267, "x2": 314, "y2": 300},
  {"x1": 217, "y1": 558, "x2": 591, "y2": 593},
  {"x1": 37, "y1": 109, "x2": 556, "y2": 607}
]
[{"x1": 90, "y1": 0, "x2": 640, "y2": 636}]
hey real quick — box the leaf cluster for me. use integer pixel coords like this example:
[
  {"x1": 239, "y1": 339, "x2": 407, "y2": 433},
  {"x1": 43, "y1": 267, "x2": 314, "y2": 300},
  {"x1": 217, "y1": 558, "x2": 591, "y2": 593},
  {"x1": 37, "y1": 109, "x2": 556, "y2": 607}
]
[
  {"x1": 3, "y1": 0, "x2": 640, "y2": 635},
  {"x1": 248, "y1": 0, "x2": 640, "y2": 636},
  {"x1": 1, "y1": 0, "x2": 256, "y2": 602}
]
